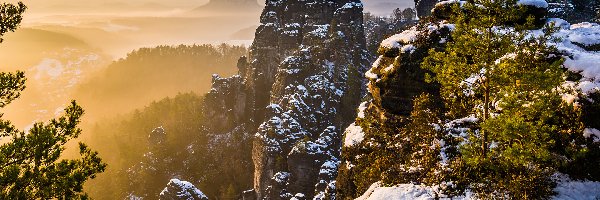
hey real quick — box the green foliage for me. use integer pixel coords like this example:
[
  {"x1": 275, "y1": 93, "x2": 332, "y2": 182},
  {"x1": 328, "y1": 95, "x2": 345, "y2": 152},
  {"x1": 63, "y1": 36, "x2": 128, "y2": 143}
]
[
  {"x1": 381, "y1": 94, "x2": 453, "y2": 186},
  {"x1": 0, "y1": 71, "x2": 25, "y2": 108},
  {"x1": 74, "y1": 44, "x2": 247, "y2": 120},
  {"x1": 86, "y1": 92, "x2": 254, "y2": 199},
  {"x1": 0, "y1": 4, "x2": 105, "y2": 198},
  {"x1": 363, "y1": 10, "x2": 417, "y2": 56},
  {"x1": 420, "y1": 0, "x2": 594, "y2": 198},
  {"x1": 219, "y1": 183, "x2": 238, "y2": 200},
  {"x1": 337, "y1": 94, "x2": 452, "y2": 198},
  {"x1": 559, "y1": 93, "x2": 600, "y2": 181},
  {"x1": 86, "y1": 93, "x2": 206, "y2": 198},
  {"x1": 423, "y1": 0, "x2": 536, "y2": 119},
  {"x1": 0, "y1": 1, "x2": 26, "y2": 43},
  {"x1": 0, "y1": 101, "x2": 106, "y2": 199}
]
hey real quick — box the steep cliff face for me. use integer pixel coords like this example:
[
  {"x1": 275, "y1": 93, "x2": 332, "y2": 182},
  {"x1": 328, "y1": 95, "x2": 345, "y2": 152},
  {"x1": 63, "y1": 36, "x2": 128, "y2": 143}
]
[{"x1": 204, "y1": 0, "x2": 369, "y2": 199}]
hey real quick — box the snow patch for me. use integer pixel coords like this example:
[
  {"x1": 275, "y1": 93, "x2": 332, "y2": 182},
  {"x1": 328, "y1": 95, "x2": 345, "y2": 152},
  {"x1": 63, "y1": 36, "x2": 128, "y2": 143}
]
[
  {"x1": 381, "y1": 28, "x2": 420, "y2": 49},
  {"x1": 355, "y1": 182, "x2": 454, "y2": 200},
  {"x1": 160, "y1": 179, "x2": 207, "y2": 200},
  {"x1": 568, "y1": 22, "x2": 600, "y2": 47},
  {"x1": 357, "y1": 101, "x2": 368, "y2": 119},
  {"x1": 583, "y1": 128, "x2": 600, "y2": 143},
  {"x1": 344, "y1": 123, "x2": 365, "y2": 147},
  {"x1": 517, "y1": 0, "x2": 549, "y2": 8},
  {"x1": 553, "y1": 174, "x2": 600, "y2": 200}
]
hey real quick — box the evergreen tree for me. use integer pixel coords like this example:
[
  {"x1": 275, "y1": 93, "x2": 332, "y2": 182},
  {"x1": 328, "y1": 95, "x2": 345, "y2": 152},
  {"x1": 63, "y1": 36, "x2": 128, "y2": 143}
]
[
  {"x1": 0, "y1": 2, "x2": 25, "y2": 43},
  {"x1": 0, "y1": 2, "x2": 106, "y2": 198},
  {"x1": 401, "y1": 8, "x2": 416, "y2": 22},
  {"x1": 423, "y1": 0, "x2": 572, "y2": 198}
]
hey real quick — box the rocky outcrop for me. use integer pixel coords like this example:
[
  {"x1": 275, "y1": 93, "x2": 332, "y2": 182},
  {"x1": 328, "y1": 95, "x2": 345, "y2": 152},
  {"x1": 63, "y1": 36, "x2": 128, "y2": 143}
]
[
  {"x1": 160, "y1": 179, "x2": 209, "y2": 200},
  {"x1": 204, "y1": 74, "x2": 247, "y2": 132},
  {"x1": 250, "y1": 1, "x2": 368, "y2": 199},
  {"x1": 415, "y1": 0, "x2": 439, "y2": 18},
  {"x1": 204, "y1": 0, "x2": 369, "y2": 199},
  {"x1": 337, "y1": 0, "x2": 600, "y2": 199},
  {"x1": 547, "y1": 0, "x2": 599, "y2": 23}
]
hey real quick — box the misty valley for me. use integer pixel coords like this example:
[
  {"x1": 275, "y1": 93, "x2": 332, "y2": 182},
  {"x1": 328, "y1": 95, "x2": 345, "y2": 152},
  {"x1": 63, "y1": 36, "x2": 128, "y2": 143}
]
[{"x1": 0, "y1": 0, "x2": 600, "y2": 200}]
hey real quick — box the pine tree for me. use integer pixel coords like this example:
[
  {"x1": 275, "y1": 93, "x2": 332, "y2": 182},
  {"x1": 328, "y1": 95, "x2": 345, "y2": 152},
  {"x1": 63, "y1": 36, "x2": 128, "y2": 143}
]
[
  {"x1": 0, "y1": 2, "x2": 106, "y2": 198},
  {"x1": 423, "y1": 0, "x2": 533, "y2": 157},
  {"x1": 423, "y1": 0, "x2": 570, "y2": 198}
]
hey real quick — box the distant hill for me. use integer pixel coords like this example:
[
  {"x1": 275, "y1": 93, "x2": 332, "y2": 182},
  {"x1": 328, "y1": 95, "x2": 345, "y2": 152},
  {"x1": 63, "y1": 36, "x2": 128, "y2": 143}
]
[
  {"x1": 0, "y1": 28, "x2": 92, "y2": 69},
  {"x1": 0, "y1": 28, "x2": 108, "y2": 128},
  {"x1": 72, "y1": 44, "x2": 247, "y2": 120},
  {"x1": 189, "y1": 0, "x2": 262, "y2": 15},
  {"x1": 230, "y1": 25, "x2": 259, "y2": 40}
]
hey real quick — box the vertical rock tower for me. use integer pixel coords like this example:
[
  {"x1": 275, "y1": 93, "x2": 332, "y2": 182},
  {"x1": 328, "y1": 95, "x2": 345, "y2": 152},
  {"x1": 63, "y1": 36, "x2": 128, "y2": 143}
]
[
  {"x1": 204, "y1": 0, "x2": 369, "y2": 199},
  {"x1": 415, "y1": 0, "x2": 439, "y2": 18}
]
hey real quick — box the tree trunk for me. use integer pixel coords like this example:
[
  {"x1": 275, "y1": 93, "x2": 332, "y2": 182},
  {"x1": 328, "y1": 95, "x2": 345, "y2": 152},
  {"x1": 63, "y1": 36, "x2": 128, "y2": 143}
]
[{"x1": 482, "y1": 81, "x2": 489, "y2": 158}]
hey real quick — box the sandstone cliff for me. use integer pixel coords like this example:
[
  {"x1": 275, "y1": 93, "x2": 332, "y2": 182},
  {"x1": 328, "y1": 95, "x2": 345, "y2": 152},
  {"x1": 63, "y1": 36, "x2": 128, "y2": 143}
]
[{"x1": 204, "y1": 0, "x2": 369, "y2": 199}]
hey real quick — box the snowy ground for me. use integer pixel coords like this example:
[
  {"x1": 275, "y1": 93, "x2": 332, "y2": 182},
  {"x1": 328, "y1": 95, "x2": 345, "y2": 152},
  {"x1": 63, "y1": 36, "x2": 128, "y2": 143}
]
[{"x1": 356, "y1": 175, "x2": 600, "y2": 200}]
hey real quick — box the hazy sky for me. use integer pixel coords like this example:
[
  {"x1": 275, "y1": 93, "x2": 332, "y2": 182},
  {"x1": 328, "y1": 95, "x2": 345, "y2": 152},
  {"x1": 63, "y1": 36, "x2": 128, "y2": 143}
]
[{"x1": 7, "y1": 0, "x2": 414, "y2": 17}]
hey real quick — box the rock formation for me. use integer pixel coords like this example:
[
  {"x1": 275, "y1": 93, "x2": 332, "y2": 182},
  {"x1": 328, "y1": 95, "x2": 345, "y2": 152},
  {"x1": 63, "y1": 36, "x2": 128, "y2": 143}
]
[
  {"x1": 337, "y1": 0, "x2": 600, "y2": 198},
  {"x1": 160, "y1": 179, "x2": 209, "y2": 200},
  {"x1": 415, "y1": 0, "x2": 439, "y2": 18},
  {"x1": 204, "y1": 0, "x2": 369, "y2": 199}
]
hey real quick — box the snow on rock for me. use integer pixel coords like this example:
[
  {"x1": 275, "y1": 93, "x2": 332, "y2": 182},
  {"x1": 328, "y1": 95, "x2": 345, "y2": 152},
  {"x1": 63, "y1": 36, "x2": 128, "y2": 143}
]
[
  {"x1": 291, "y1": 193, "x2": 306, "y2": 200},
  {"x1": 547, "y1": 18, "x2": 571, "y2": 29},
  {"x1": 355, "y1": 182, "x2": 448, "y2": 200},
  {"x1": 159, "y1": 179, "x2": 208, "y2": 200},
  {"x1": 583, "y1": 128, "x2": 600, "y2": 143},
  {"x1": 550, "y1": 21, "x2": 600, "y2": 96},
  {"x1": 435, "y1": 0, "x2": 466, "y2": 7},
  {"x1": 341, "y1": 2, "x2": 363, "y2": 9},
  {"x1": 568, "y1": 22, "x2": 600, "y2": 47},
  {"x1": 357, "y1": 101, "x2": 369, "y2": 119},
  {"x1": 273, "y1": 172, "x2": 291, "y2": 184},
  {"x1": 517, "y1": 0, "x2": 549, "y2": 8},
  {"x1": 381, "y1": 27, "x2": 420, "y2": 49},
  {"x1": 553, "y1": 174, "x2": 600, "y2": 200},
  {"x1": 356, "y1": 177, "x2": 600, "y2": 200},
  {"x1": 344, "y1": 123, "x2": 365, "y2": 147}
]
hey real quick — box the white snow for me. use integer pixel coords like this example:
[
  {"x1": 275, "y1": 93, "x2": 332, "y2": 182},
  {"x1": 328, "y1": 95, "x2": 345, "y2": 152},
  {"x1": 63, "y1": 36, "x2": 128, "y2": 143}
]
[
  {"x1": 583, "y1": 128, "x2": 600, "y2": 143},
  {"x1": 365, "y1": 69, "x2": 379, "y2": 79},
  {"x1": 553, "y1": 174, "x2": 600, "y2": 200},
  {"x1": 356, "y1": 177, "x2": 600, "y2": 200},
  {"x1": 357, "y1": 101, "x2": 368, "y2": 118},
  {"x1": 436, "y1": 0, "x2": 466, "y2": 7},
  {"x1": 383, "y1": 64, "x2": 395, "y2": 73},
  {"x1": 549, "y1": 21, "x2": 600, "y2": 97},
  {"x1": 547, "y1": 18, "x2": 571, "y2": 29},
  {"x1": 291, "y1": 193, "x2": 306, "y2": 200},
  {"x1": 401, "y1": 44, "x2": 417, "y2": 53},
  {"x1": 273, "y1": 172, "x2": 290, "y2": 184},
  {"x1": 355, "y1": 182, "x2": 459, "y2": 200},
  {"x1": 568, "y1": 22, "x2": 600, "y2": 47},
  {"x1": 517, "y1": 0, "x2": 549, "y2": 8},
  {"x1": 344, "y1": 123, "x2": 365, "y2": 147},
  {"x1": 160, "y1": 179, "x2": 208, "y2": 199},
  {"x1": 341, "y1": 2, "x2": 363, "y2": 9},
  {"x1": 365, "y1": 57, "x2": 383, "y2": 80},
  {"x1": 381, "y1": 28, "x2": 420, "y2": 49}
]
